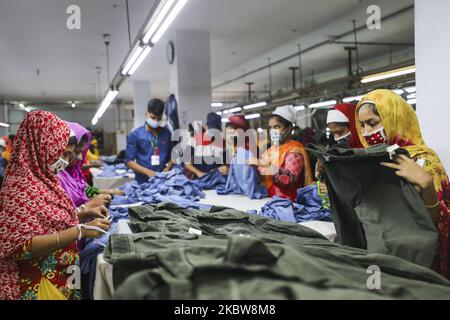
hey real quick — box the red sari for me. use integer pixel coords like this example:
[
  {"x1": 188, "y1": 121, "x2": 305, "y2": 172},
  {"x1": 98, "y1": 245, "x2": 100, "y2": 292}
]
[{"x1": 0, "y1": 111, "x2": 79, "y2": 300}]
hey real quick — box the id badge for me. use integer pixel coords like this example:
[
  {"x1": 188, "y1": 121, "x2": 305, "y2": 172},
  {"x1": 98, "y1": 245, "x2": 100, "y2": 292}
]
[{"x1": 151, "y1": 155, "x2": 160, "y2": 166}]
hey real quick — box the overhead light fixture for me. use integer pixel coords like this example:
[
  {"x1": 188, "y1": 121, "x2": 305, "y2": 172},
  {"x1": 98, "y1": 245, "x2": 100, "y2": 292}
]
[
  {"x1": 407, "y1": 98, "x2": 416, "y2": 105},
  {"x1": 151, "y1": 0, "x2": 189, "y2": 44},
  {"x1": 223, "y1": 110, "x2": 229, "y2": 114},
  {"x1": 404, "y1": 86, "x2": 416, "y2": 93},
  {"x1": 221, "y1": 118, "x2": 230, "y2": 123},
  {"x1": 121, "y1": 44, "x2": 145, "y2": 75},
  {"x1": 294, "y1": 105, "x2": 305, "y2": 111},
  {"x1": 361, "y1": 65, "x2": 416, "y2": 84},
  {"x1": 128, "y1": 46, "x2": 152, "y2": 76},
  {"x1": 211, "y1": 102, "x2": 223, "y2": 108},
  {"x1": 257, "y1": 128, "x2": 263, "y2": 133},
  {"x1": 228, "y1": 107, "x2": 242, "y2": 113},
  {"x1": 92, "y1": 89, "x2": 119, "y2": 126},
  {"x1": 245, "y1": 113, "x2": 261, "y2": 120},
  {"x1": 392, "y1": 89, "x2": 404, "y2": 95},
  {"x1": 142, "y1": 0, "x2": 176, "y2": 44},
  {"x1": 215, "y1": 111, "x2": 223, "y2": 116},
  {"x1": 309, "y1": 100, "x2": 337, "y2": 109},
  {"x1": 407, "y1": 93, "x2": 416, "y2": 100},
  {"x1": 19, "y1": 103, "x2": 25, "y2": 109},
  {"x1": 243, "y1": 101, "x2": 267, "y2": 110},
  {"x1": 71, "y1": 102, "x2": 76, "y2": 108},
  {"x1": 0, "y1": 122, "x2": 10, "y2": 128}
]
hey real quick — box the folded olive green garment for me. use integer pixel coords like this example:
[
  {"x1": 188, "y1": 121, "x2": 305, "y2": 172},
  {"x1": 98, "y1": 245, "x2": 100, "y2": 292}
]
[{"x1": 104, "y1": 203, "x2": 450, "y2": 300}]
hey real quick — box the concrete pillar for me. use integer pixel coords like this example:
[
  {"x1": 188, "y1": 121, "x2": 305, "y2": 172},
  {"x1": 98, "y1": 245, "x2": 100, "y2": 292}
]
[
  {"x1": 169, "y1": 30, "x2": 212, "y2": 128},
  {"x1": 133, "y1": 81, "x2": 151, "y2": 129},
  {"x1": 415, "y1": 0, "x2": 450, "y2": 170}
]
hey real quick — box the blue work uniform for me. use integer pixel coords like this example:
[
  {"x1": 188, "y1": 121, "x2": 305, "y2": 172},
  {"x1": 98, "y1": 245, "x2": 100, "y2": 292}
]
[{"x1": 125, "y1": 124, "x2": 173, "y2": 184}]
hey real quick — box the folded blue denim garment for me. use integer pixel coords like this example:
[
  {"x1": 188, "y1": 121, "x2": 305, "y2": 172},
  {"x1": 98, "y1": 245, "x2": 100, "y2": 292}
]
[
  {"x1": 195, "y1": 169, "x2": 227, "y2": 190},
  {"x1": 216, "y1": 147, "x2": 267, "y2": 199}
]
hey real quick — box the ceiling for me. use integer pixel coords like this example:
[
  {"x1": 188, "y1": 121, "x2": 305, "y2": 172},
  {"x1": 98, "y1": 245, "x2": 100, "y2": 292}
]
[{"x1": 0, "y1": 0, "x2": 414, "y2": 111}]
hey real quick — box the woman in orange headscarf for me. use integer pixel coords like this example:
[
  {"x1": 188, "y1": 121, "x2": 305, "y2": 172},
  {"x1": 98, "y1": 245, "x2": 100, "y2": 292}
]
[
  {"x1": 251, "y1": 106, "x2": 313, "y2": 201},
  {"x1": 355, "y1": 89, "x2": 450, "y2": 279}
]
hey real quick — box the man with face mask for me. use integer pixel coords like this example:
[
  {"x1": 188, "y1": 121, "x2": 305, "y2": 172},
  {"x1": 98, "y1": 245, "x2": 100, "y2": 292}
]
[{"x1": 125, "y1": 98, "x2": 174, "y2": 184}]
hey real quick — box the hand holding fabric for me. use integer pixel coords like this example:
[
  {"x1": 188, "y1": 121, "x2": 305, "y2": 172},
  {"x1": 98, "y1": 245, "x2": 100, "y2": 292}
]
[{"x1": 381, "y1": 154, "x2": 434, "y2": 190}]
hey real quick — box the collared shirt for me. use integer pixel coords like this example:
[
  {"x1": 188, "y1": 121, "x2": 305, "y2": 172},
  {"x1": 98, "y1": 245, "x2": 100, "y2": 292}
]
[{"x1": 125, "y1": 124, "x2": 173, "y2": 184}]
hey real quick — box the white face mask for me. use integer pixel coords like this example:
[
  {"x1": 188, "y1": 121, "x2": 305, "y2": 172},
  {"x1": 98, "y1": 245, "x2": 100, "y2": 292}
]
[
  {"x1": 50, "y1": 157, "x2": 69, "y2": 175},
  {"x1": 270, "y1": 129, "x2": 282, "y2": 145},
  {"x1": 334, "y1": 131, "x2": 351, "y2": 142},
  {"x1": 146, "y1": 117, "x2": 160, "y2": 129}
]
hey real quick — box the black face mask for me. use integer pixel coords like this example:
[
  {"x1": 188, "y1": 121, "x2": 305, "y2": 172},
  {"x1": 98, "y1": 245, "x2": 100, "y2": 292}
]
[{"x1": 336, "y1": 134, "x2": 351, "y2": 147}]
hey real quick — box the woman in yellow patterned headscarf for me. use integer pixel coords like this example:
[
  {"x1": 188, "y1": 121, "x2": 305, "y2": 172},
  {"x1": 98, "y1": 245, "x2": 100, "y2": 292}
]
[{"x1": 355, "y1": 89, "x2": 450, "y2": 279}]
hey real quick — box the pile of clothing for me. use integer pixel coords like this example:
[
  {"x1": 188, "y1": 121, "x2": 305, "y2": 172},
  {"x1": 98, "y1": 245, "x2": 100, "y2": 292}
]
[
  {"x1": 111, "y1": 169, "x2": 207, "y2": 208},
  {"x1": 104, "y1": 203, "x2": 450, "y2": 300},
  {"x1": 217, "y1": 147, "x2": 268, "y2": 199},
  {"x1": 248, "y1": 183, "x2": 332, "y2": 223},
  {"x1": 96, "y1": 163, "x2": 133, "y2": 178}
]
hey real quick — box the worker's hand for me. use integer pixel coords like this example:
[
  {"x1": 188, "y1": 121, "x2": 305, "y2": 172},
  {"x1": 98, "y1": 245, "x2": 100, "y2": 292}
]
[
  {"x1": 218, "y1": 165, "x2": 229, "y2": 176},
  {"x1": 105, "y1": 189, "x2": 125, "y2": 196},
  {"x1": 196, "y1": 171, "x2": 206, "y2": 178},
  {"x1": 381, "y1": 154, "x2": 434, "y2": 190},
  {"x1": 318, "y1": 182, "x2": 328, "y2": 195},
  {"x1": 80, "y1": 219, "x2": 111, "y2": 239},
  {"x1": 146, "y1": 169, "x2": 156, "y2": 178},
  {"x1": 78, "y1": 206, "x2": 109, "y2": 222},
  {"x1": 86, "y1": 194, "x2": 111, "y2": 210}
]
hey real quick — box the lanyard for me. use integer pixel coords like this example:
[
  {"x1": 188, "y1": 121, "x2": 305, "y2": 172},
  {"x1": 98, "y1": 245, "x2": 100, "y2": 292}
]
[{"x1": 148, "y1": 131, "x2": 159, "y2": 156}]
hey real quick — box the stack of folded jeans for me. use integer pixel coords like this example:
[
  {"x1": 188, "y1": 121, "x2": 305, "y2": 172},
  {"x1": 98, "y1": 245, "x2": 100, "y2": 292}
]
[{"x1": 97, "y1": 163, "x2": 133, "y2": 178}]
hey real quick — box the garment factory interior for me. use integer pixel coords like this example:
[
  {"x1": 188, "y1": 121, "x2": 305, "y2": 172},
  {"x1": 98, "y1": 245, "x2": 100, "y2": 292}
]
[{"x1": 0, "y1": 0, "x2": 449, "y2": 302}]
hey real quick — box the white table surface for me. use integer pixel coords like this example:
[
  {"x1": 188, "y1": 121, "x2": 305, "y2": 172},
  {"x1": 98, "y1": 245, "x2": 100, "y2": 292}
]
[{"x1": 90, "y1": 168, "x2": 135, "y2": 190}]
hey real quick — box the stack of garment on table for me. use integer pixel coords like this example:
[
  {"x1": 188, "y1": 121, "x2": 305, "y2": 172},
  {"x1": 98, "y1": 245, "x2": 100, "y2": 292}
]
[
  {"x1": 247, "y1": 183, "x2": 332, "y2": 223},
  {"x1": 97, "y1": 163, "x2": 133, "y2": 178},
  {"x1": 217, "y1": 147, "x2": 268, "y2": 199},
  {"x1": 195, "y1": 169, "x2": 227, "y2": 190},
  {"x1": 79, "y1": 206, "x2": 128, "y2": 299},
  {"x1": 111, "y1": 169, "x2": 207, "y2": 209},
  {"x1": 103, "y1": 203, "x2": 450, "y2": 300},
  {"x1": 308, "y1": 144, "x2": 438, "y2": 268}
]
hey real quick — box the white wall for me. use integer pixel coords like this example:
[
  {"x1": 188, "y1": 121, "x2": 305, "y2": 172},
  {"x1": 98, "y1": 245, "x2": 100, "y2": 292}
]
[{"x1": 415, "y1": 0, "x2": 450, "y2": 171}]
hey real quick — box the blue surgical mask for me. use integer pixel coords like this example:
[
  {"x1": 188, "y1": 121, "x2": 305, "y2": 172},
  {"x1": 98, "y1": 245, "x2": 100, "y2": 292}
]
[
  {"x1": 146, "y1": 117, "x2": 160, "y2": 129},
  {"x1": 270, "y1": 129, "x2": 282, "y2": 145}
]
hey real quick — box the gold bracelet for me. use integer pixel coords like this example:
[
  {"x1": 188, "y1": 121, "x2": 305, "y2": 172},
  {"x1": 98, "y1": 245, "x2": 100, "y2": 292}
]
[
  {"x1": 425, "y1": 199, "x2": 440, "y2": 209},
  {"x1": 55, "y1": 233, "x2": 61, "y2": 249}
]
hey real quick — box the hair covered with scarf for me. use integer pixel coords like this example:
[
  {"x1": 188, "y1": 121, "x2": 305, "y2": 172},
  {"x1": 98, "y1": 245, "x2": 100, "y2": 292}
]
[
  {"x1": 356, "y1": 89, "x2": 450, "y2": 279},
  {"x1": 0, "y1": 111, "x2": 79, "y2": 300}
]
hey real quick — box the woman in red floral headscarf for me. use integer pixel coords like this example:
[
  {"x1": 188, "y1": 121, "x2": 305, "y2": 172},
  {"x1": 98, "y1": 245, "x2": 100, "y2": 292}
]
[{"x1": 0, "y1": 111, "x2": 110, "y2": 300}]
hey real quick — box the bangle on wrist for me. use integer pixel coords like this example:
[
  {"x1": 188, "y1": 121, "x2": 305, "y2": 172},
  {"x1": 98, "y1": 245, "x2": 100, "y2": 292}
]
[
  {"x1": 425, "y1": 199, "x2": 440, "y2": 209},
  {"x1": 55, "y1": 233, "x2": 61, "y2": 249},
  {"x1": 76, "y1": 224, "x2": 83, "y2": 241}
]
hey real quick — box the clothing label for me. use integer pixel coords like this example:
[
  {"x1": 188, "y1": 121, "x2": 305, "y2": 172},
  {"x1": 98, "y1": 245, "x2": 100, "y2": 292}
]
[
  {"x1": 151, "y1": 155, "x2": 160, "y2": 166},
  {"x1": 188, "y1": 227, "x2": 202, "y2": 236}
]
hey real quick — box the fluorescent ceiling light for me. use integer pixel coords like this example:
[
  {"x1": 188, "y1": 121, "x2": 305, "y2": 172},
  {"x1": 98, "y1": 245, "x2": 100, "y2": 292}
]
[
  {"x1": 221, "y1": 118, "x2": 230, "y2": 123},
  {"x1": 295, "y1": 105, "x2": 305, "y2": 111},
  {"x1": 71, "y1": 102, "x2": 76, "y2": 108},
  {"x1": 19, "y1": 103, "x2": 25, "y2": 109},
  {"x1": 407, "y1": 93, "x2": 416, "y2": 99},
  {"x1": 404, "y1": 86, "x2": 416, "y2": 93},
  {"x1": 309, "y1": 100, "x2": 337, "y2": 109},
  {"x1": 222, "y1": 110, "x2": 229, "y2": 114},
  {"x1": 121, "y1": 45, "x2": 145, "y2": 75},
  {"x1": 243, "y1": 101, "x2": 267, "y2": 110},
  {"x1": 392, "y1": 89, "x2": 404, "y2": 95},
  {"x1": 342, "y1": 96, "x2": 356, "y2": 103},
  {"x1": 152, "y1": 0, "x2": 189, "y2": 44},
  {"x1": 92, "y1": 89, "x2": 119, "y2": 126},
  {"x1": 128, "y1": 46, "x2": 152, "y2": 76},
  {"x1": 257, "y1": 128, "x2": 263, "y2": 133},
  {"x1": 245, "y1": 113, "x2": 261, "y2": 120},
  {"x1": 0, "y1": 122, "x2": 10, "y2": 128},
  {"x1": 142, "y1": 0, "x2": 176, "y2": 44},
  {"x1": 228, "y1": 107, "x2": 242, "y2": 113},
  {"x1": 407, "y1": 98, "x2": 416, "y2": 105},
  {"x1": 215, "y1": 111, "x2": 222, "y2": 116},
  {"x1": 211, "y1": 102, "x2": 223, "y2": 108},
  {"x1": 361, "y1": 65, "x2": 416, "y2": 84}
]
